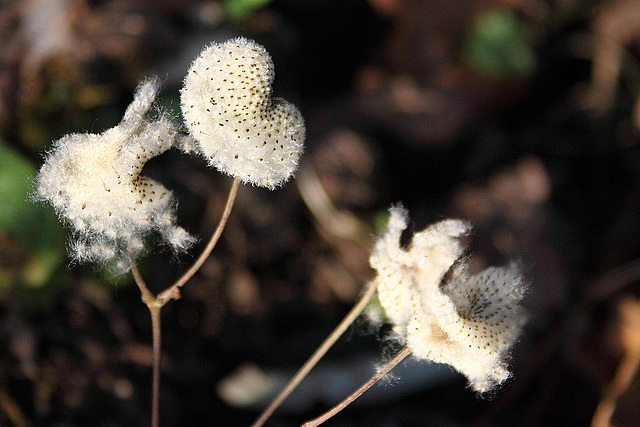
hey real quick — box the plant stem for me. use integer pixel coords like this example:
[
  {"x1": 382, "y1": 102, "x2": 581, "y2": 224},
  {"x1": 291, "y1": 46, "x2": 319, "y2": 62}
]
[
  {"x1": 301, "y1": 347, "x2": 412, "y2": 427},
  {"x1": 130, "y1": 254, "x2": 155, "y2": 307},
  {"x1": 251, "y1": 280, "x2": 379, "y2": 427},
  {"x1": 149, "y1": 305, "x2": 162, "y2": 427},
  {"x1": 0, "y1": 386, "x2": 31, "y2": 427},
  {"x1": 157, "y1": 177, "x2": 240, "y2": 306},
  {"x1": 130, "y1": 256, "x2": 162, "y2": 427},
  {"x1": 591, "y1": 351, "x2": 640, "y2": 427},
  {"x1": 128, "y1": 177, "x2": 241, "y2": 426},
  {"x1": 591, "y1": 300, "x2": 640, "y2": 427}
]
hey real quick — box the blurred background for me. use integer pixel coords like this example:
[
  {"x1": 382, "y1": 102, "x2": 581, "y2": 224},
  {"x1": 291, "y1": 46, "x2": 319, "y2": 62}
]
[{"x1": 1, "y1": 0, "x2": 640, "y2": 425}]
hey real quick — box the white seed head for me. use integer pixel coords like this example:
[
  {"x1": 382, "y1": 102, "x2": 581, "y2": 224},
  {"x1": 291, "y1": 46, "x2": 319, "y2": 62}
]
[
  {"x1": 371, "y1": 206, "x2": 470, "y2": 334},
  {"x1": 181, "y1": 37, "x2": 305, "y2": 189},
  {"x1": 370, "y1": 206, "x2": 526, "y2": 393},
  {"x1": 35, "y1": 77, "x2": 195, "y2": 272},
  {"x1": 436, "y1": 264, "x2": 526, "y2": 392}
]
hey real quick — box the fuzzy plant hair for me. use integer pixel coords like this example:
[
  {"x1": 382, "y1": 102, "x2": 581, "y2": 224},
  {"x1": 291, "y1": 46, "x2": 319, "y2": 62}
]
[{"x1": 34, "y1": 78, "x2": 195, "y2": 272}]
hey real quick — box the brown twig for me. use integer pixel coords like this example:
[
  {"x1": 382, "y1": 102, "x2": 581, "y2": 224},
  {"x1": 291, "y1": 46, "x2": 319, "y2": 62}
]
[
  {"x1": 301, "y1": 347, "x2": 412, "y2": 427},
  {"x1": 251, "y1": 280, "x2": 379, "y2": 427},
  {"x1": 130, "y1": 256, "x2": 162, "y2": 427},
  {"x1": 130, "y1": 254, "x2": 156, "y2": 308},
  {"x1": 129, "y1": 177, "x2": 240, "y2": 427},
  {"x1": 296, "y1": 163, "x2": 371, "y2": 247},
  {"x1": 149, "y1": 306, "x2": 162, "y2": 427},
  {"x1": 0, "y1": 386, "x2": 31, "y2": 427},
  {"x1": 156, "y1": 177, "x2": 240, "y2": 306},
  {"x1": 591, "y1": 299, "x2": 640, "y2": 427}
]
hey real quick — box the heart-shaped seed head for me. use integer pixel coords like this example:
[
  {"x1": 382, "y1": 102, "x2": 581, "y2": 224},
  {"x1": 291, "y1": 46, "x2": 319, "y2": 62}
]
[{"x1": 181, "y1": 37, "x2": 305, "y2": 189}]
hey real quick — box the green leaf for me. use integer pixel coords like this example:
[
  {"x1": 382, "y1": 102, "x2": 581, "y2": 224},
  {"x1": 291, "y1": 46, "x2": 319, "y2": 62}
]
[
  {"x1": 0, "y1": 141, "x2": 66, "y2": 289},
  {"x1": 223, "y1": 0, "x2": 272, "y2": 21},
  {"x1": 373, "y1": 209, "x2": 392, "y2": 236},
  {"x1": 462, "y1": 9, "x2": 536, "y2": 78}
]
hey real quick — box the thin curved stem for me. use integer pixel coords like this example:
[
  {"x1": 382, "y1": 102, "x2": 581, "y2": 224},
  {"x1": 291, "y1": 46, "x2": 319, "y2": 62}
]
[
  {"x1": 130, "y1": 254, "x2": 155, "y2": 307},
  {"x1": 157, "y1": 177, "x2": 240, "y2": 306},
  {"x1": 591, "y1": 351, "x2": 640, "y2": 427},
  {"x1": 591, "y1": 300, "x2": 640, "y2": 427},
  {"x1": 0, "y1": 386, "x2": 31, "y2": 427},
  {"x1": 251, "y1": 280, "x2": 379, "y2": 427},
  {"x1": 129, "y1": 179, "x2": 240, "y2": 427},
  {"x1": 128, "y1": 177, "x2": 240, "y2": 427},
  {"x1": 301, "y1": 347, "x2": 412, "y2": 427}
]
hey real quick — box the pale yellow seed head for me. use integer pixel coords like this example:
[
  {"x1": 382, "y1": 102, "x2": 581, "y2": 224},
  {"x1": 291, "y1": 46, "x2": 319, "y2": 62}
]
[
  {"x1": 370, "y1": 206, "x2": 526, "y2": 393},
  {"x1": 35, "y1": 78, "x2": 195, "y2": 271}
]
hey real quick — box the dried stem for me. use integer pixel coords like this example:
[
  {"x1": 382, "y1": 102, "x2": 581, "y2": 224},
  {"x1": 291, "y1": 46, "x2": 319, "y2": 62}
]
[
  {"x1": 149, "y1": 305, "x2": 162, "y2": 427},
  {"x1": 591, "y1": 349, "x2": 640, "y2": 427},
  {"x1": 591, "y1": 299, "x2": 640, "y2": 427},
  {"x1": 296, "y1": 164, "x2": 371, "y2": 246},
  {"x1": 129, "y1": 177, "x2": 240, "y2": 427},
  {"x1": 130, "y1": 256, "x2": 162, "y2": 427},
  {"x1": 0, "y1": 386, "x2": 31, "y2": 427},
  {"x1": 130, "y1": 253, "x2": 156, "y2": 307},
  {"x1": 157, "y1": 177, "x2": 240, "y2": 306},
  {"x1": 251, "y1": 280, "x2": 379, "y2": 427},
  {"x1": 301, "y1": 347, "x2": 413, "y2": 427}
]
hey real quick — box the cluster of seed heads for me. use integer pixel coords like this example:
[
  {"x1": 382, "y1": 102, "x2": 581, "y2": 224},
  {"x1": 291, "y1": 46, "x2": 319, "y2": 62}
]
[
  {"x1": 370, "y1": 206, "x2": 526, "y2": 393},
  {"x1": 35, "y1": 38, "x2": 306, "y2": 271}
]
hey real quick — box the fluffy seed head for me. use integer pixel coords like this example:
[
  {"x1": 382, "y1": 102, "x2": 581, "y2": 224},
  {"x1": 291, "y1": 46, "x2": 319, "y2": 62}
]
[
  {"x1": 35, "y1": 77, "x2": 195, "y2": 272},
  {"x1": 181, "y1": 37, "x2": 305, "y2": 189},
  {"x1": 370, "y1": 206, "x2": 526, "y2": 393},
  {"x1": 371, "y1": 206, "x2": 470, "y2": 333}
]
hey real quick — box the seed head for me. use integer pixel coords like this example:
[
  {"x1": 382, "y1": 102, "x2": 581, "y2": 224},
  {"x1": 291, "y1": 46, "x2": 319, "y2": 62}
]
[
  {"x1": 181, "y1": 37, "x2": 305, "y2": 189},
  {"x1": 371, "y1": 206, "x2": 526, "y2": 393},
  {"x1": 35, "y1": 77, "x2": 195, "y2": 272},
  {"x1": 371, "y1": 206, "x2": 470, "y2": 333}
]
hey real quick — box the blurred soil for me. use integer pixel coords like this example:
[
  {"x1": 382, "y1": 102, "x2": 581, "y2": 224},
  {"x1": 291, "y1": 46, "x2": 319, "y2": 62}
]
[{"x1": 1, "y1": 0, "x2": 640, "y2": 426}]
